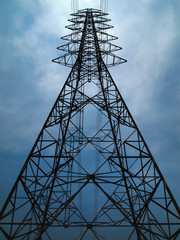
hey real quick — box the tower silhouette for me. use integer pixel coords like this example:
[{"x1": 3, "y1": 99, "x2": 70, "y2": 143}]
[{"x1": 0, "y1": 8, "x2": 180, "y2": 240}]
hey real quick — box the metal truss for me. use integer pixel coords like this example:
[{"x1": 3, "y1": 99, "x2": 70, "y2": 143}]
[{"x1": 0, "y1": 8, "x2": 180, "y2": 240}]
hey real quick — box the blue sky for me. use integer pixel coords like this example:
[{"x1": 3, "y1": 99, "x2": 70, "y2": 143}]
[{"x1": 0, "y1": 0, "x2": 180, "y2": 234}]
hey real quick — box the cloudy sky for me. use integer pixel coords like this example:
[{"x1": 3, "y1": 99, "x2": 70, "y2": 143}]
[{"x1": 0, "y1": 0, "x2": 180, "y2": 227}]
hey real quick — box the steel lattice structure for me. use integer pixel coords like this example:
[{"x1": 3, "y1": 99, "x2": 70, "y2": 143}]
[{"x1": 0, "y1": 8, "x2": 180, "y2": 240}]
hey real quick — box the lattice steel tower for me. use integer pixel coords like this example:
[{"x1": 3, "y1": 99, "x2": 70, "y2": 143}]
[{"x1": 0, "y1": 8, "x2": 180, "y2": 240}]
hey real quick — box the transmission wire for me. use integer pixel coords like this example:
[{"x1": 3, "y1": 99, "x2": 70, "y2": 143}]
[
  {"x1": 100, "y1": 0, "x2": 108, "y2": 13},
  {"x1": 71, "y1": 0, "x2": 79, "y2": 13}
]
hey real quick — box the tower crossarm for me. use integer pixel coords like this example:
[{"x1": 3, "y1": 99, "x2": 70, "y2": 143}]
[{"x1": 52, "y1": 8, "x2": 127, "y2": 68}]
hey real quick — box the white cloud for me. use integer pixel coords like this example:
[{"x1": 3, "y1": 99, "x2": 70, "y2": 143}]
[
  {"x1": 0, "y1": 0, "x2": 180, "y2": 227},
  {"x1": 1, "y1": 0, "x2": 179, "y2": 147},
  {"x1": 0, "y1": 1, "x2": 180, "y2": 189},
  {"x1": 108, "y1": 1, "x2": 177, "y2": 119}
]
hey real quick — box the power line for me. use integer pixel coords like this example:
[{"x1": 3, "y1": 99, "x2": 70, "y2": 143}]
[
  {"x1": 100, "y1": 0, "x2": 108, "y2": 12},
  {"x1": 71, "y1": 0, "x2": 79, "y2": 13}
]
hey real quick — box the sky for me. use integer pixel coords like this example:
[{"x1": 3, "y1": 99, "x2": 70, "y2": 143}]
[{"x1": 0, "y1": 0, "x2": 180, "y2": 238}]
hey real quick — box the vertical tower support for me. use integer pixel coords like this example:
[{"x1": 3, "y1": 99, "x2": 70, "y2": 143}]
[{"x1": 0, "y1": 8, "x2": 180, "y2": 240}]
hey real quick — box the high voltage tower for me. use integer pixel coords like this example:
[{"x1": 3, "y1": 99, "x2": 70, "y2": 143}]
[{"x1": 0, "y1": 8, "x2": 180, "y2": 240}]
